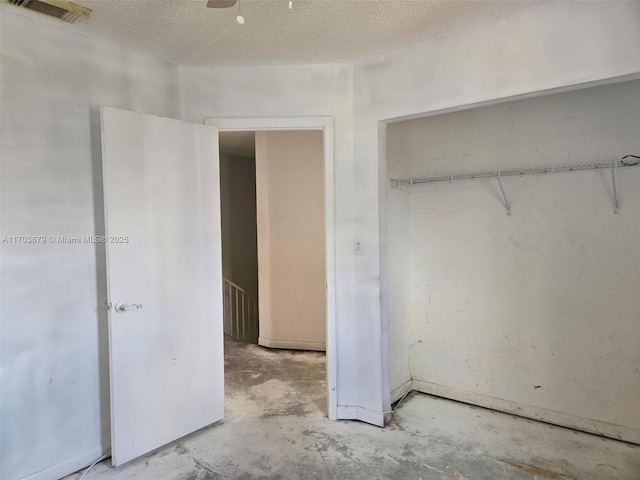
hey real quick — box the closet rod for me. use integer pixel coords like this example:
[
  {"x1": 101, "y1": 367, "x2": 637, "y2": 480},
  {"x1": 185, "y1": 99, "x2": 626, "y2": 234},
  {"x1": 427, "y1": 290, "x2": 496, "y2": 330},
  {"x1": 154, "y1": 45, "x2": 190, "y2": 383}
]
[{"x1": 390, "y1": 158, "x2": 640, "y2": 189}]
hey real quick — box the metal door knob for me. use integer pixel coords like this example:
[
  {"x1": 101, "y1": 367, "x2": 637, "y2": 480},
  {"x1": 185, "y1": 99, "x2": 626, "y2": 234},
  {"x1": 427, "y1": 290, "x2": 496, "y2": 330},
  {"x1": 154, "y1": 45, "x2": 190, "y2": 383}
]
[{"x1": 115, "y1": 301, "x2": 142, "y2": 313}]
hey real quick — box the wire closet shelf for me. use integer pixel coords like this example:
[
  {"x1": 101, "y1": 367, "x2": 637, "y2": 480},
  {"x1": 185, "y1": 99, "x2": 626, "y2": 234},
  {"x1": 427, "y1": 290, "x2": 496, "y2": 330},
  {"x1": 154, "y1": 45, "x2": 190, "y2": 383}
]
[{"x1": 390, "y1": 156, "x2": 640, "y2": 215}]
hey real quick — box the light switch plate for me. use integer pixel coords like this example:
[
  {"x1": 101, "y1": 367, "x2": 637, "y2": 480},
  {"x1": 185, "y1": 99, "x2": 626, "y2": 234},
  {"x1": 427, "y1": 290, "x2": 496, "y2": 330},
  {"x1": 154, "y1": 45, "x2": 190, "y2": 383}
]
[{"x1": 354, "y1": 237, "x2": 364, "y2": 255}]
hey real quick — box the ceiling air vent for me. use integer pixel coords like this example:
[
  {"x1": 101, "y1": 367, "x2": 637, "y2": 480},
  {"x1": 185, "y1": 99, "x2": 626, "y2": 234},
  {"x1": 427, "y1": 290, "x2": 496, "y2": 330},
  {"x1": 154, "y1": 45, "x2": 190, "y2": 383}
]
[{"x1": 9, "y1": 0, "x2": 91, "y2": 24}]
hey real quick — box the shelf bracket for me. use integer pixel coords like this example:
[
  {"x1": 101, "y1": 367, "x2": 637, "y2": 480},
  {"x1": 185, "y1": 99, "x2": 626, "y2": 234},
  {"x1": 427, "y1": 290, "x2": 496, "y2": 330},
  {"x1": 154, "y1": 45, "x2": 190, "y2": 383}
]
[
  {"x1": 611, "y1": 161, "x2": 619, "y2": 215},
  {"x1": 496, "y1": 171, "x2": 512, "y2": 217}
]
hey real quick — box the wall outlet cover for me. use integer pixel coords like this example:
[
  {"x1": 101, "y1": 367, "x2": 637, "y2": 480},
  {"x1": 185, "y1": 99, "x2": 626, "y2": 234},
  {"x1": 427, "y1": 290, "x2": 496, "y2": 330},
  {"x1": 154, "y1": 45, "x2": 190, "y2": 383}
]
[{"x1": 354, "y1": 237, "x2": 364, "y2": 255}]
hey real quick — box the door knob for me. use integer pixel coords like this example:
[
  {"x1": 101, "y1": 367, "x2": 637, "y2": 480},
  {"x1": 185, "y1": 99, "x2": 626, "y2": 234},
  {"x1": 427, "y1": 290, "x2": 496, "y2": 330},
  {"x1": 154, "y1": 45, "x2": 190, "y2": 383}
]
[{"x1": 115, "y1": 301, "x2": 142, "y2": 313}]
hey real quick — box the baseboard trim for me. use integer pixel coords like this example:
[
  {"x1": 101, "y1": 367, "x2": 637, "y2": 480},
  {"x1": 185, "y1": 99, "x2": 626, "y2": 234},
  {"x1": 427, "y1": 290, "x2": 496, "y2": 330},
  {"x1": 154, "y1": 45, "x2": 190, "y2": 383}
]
[
  {"x1": 413, "y1": 379, "x2": 640, "y2": 445},
  {"x1": 18, "y1": 447, "x2": 109, "y2": 480},
  {"x1": 258, "y1": 337, "x2": 326, "y2": 352},
  {"x1": 390, "y1": 379, "x2": 413, "y2": 404},
  {"x1": 337, "y1": 405, "x2": 385, "y2": 427}
]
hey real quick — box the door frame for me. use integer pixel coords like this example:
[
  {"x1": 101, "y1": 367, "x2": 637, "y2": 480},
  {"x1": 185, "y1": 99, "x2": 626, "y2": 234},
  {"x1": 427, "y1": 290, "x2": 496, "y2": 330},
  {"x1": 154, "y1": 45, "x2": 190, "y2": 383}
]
[{"x1": 205, "y1": 116, "x2": 337, "y2": 421}]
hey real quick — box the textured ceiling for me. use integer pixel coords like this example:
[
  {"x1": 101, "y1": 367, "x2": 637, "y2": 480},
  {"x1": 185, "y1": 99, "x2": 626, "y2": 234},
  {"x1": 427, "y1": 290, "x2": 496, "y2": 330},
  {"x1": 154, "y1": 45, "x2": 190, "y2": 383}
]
[{"x1": 2, "y1": 0, "x2": 553, "y2": 66}]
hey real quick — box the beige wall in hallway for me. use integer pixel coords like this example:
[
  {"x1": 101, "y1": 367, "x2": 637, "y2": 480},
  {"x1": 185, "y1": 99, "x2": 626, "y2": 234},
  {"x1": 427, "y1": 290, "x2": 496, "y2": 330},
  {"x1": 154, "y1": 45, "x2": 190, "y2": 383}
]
[{"x1": 255, "y1": 130, "x2": 326, "y2": 351}]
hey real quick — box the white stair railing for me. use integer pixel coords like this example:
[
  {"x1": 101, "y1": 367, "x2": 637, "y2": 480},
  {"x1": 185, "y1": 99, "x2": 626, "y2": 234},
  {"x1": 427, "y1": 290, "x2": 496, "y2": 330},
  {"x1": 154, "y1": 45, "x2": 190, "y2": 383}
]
[{"x1": 223, "y1": 277, "x2": 259, "y2": 344}]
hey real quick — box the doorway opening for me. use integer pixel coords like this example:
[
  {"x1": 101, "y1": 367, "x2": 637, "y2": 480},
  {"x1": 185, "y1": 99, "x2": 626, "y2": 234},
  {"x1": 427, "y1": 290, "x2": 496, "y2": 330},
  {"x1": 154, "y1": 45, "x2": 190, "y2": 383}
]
[{"x1": 214, "y1": 120, "x2": 335, "y2": 420}]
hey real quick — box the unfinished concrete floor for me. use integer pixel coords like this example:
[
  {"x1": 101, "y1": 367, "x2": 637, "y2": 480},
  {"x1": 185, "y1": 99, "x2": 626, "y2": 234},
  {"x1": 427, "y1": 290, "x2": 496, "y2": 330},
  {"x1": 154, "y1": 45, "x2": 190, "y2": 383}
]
[{"x1": 69, "y1": 338, "x2": 640, "y2": 480}]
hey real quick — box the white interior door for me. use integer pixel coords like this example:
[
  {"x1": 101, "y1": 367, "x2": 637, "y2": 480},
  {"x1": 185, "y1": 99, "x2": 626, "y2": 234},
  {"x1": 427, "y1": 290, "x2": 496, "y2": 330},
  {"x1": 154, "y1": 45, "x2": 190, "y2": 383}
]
[{"x1": 101, "y1": 107, "x2": 224, "y2": 466}]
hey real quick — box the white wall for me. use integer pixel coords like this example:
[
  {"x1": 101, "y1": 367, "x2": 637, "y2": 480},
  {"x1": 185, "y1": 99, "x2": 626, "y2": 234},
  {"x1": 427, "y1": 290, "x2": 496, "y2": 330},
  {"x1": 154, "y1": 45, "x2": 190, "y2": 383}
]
[
  {"x1": 0, "y1": 11, "x2": 185, "y2": 480},
  {"x1": 387, "y1": 79, "x2": 640, "y2": 443},
  {"x1": 255, "y1": 130, "x2": 326, "y2": 351},
  {"x1": 355, "y1": 0, "x2": 640, "y2": 421},
  {"x1": 3, "y1": 1, "x2": 640, "y2": 477},
  {"x1": 385, "y1": 129, "x2": 412, "y2": 402},
  {"x1": 219, "y1": 152, "x2": 258, "y2": 297}
]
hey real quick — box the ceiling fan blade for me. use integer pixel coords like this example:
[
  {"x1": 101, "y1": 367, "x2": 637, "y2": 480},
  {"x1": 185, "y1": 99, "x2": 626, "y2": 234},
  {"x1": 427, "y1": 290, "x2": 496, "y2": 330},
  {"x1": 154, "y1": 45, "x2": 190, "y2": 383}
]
[{"x1": 206, "y1": 0, "x2": 238, "y2": 8}]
